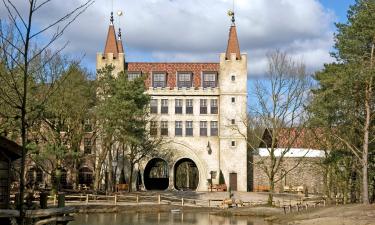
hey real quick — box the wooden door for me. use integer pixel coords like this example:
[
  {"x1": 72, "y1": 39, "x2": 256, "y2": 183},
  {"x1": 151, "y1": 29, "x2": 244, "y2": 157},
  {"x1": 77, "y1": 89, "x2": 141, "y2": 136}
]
[{"x1": 229, "y1": 173, "x2": 237, "y2": 191}]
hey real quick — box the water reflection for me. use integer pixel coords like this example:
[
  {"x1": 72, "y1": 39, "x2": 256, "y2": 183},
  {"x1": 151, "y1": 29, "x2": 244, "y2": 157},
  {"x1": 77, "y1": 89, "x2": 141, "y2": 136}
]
[{"x1": 71, "y1": 212, "x2": 268, "y2": 225}]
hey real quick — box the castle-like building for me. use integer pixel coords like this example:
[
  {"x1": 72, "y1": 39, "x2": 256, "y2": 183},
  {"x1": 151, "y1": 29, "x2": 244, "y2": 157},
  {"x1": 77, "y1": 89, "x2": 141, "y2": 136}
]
[{"x1": 96, "y1": 12, "x2": 248, "y2": 192}]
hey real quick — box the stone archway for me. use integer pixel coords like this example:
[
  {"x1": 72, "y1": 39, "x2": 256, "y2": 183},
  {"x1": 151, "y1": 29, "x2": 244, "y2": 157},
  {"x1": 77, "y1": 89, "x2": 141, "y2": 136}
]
[
  {"x1": 174, "y1": 158, "x2": 199, "y2": 191},
  {"x1": 144, "y1": 158, "x2": 169, "y2": 190},
  {"x1": 78, "y1": 167, "x2": 93, "y2": 186}
]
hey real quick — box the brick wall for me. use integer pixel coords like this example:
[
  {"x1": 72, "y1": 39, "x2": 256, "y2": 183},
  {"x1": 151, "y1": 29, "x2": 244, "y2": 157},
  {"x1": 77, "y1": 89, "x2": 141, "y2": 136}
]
[{"x1": 253, "y1": 156, "x2": 325, "y2": 194}]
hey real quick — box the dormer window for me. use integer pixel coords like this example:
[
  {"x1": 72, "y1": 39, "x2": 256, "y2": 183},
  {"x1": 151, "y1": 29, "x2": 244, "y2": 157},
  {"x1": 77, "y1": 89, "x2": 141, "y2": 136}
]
[
  {"x1": 128, "y1": 72, "x2": 141, "y2": 81},
  {"x1": 203, "y1": 73, "x2": 217, "y2": 88},
  {"x1": 177, "y1": 72, "x2": 192, "y2": 88},
  {"x1": 153, "y1": 72, "x2": 167, "y2": 88}
]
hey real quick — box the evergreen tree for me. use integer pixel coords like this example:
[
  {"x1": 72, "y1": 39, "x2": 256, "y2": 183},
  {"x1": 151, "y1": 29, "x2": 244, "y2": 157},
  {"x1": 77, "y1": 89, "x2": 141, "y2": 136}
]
[{"x1": 309, "y1": 0, "x2": 375, "y2": 204}]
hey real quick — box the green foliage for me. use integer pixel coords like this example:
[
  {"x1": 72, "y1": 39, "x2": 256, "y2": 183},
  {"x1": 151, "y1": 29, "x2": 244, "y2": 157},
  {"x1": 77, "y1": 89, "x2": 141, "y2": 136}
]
[
  {"x1": 334, "y1": 0, "x2": 375, "y2": 62},
  {"x1": 96, "y1": 65, "x2": 150, "y2": 144},
  {"x1": 308, "y1": 0, "x2": 375, "y2": 203},
  {"x1": 31, "y1": 63, "x2": 94, "y2": 174}
]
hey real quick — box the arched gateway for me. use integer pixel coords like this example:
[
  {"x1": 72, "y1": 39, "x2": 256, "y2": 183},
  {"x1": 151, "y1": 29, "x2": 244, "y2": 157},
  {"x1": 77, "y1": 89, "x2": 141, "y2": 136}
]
[
  {"x1": 144, "y1": 158, "x2": 169, "y2": 190},
  {"x1": 174, "y1": 158, "x2": 199, "y2": 191}
]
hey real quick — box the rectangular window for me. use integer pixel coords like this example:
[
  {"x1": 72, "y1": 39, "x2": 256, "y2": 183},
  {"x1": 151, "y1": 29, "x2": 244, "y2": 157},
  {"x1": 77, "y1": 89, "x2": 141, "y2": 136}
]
[
  {"x1": 128, "y1": 72, "x2": 141, "y2": 81},
  {"x1": 175, "y1": 121, "x2": 182, "y2": 136},
  {"x1": 150, "y1": 121, "x2": 158, "y2": 136},
  {"x1": 186, "y1": 121, "x2": 193, "y2": 136},
  {"x1": 200, "y1": 121, "x2": 207, "y2": 136},
  {"x1": 84, "y1": 138, "x2": 92, "y2": 154},
  {"x1": 231, "y1": 97, "x2": 236, "y2": 103},
  {"x1": 211, "y1": 121, "x2": 218, "y2": 136},
  {"x1": 177, "y1": 73, "x2": 192, "y2": 88},
  {"x1": 210, "y1": 99, "x2": 218, "y2": 114},
  {"x1": 84, "y1": 119, "x2": 92, "y2": 132},
  {"x1": 203, "y1": 73, "x2": 217, "y2": 88},
  {"x1": 175, "y1": 99, "x2": 183, "y2": 114},
  {"x1": 153, "y1": 73, "x2": 166, "y2": 88},
  {"x1": 200, "y1": 99, "x2": 207, "y2": 114},
  {"x1": 150, "y1": 99, "x2": 158, "y2": 114},
  {"x1": 161, "y1": 99, "x2": 168, "y2": 114},
  {"x1": 161, "y1": 121, "x2": 168, "y2": 136},
  {"x1": 186, "y1": 99, "x2": 193, "y2": 114}
]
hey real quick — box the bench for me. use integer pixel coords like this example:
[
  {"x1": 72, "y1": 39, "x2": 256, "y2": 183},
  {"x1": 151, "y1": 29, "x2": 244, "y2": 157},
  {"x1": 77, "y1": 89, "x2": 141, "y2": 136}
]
[
  {"x1": 116, "y1": 184, "x2": 129, "y2": 192},
  {"x1": 208, "y1": 184, "x2": 227, "y2": 192},
  {"x1": 254, "y1": 185, "x2": 270, "y2": 192}
]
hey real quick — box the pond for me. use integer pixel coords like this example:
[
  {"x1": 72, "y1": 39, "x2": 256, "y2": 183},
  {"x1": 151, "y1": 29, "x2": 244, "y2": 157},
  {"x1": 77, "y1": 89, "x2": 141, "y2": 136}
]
[{"x1": 70, "y1": 212, "x2": 269, "y2": 225}]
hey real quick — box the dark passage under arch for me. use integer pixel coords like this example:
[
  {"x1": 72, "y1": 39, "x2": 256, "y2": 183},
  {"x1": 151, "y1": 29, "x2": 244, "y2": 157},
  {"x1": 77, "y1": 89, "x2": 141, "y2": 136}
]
[
  {"x1": 174, "y1": 158, "x2": 199, "y2": 191},
  {"x1": 144, "y1": 158, "x2": 169, "y2": 190}
]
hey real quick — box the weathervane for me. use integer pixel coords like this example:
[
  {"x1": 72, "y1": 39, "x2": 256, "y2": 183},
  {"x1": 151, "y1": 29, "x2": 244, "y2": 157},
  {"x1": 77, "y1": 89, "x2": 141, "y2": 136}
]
[
  {"x1": 117, "y1": 10, "x2": 123, "y2": 39},
  {"x1": 228, "y1": 0, "x2": 236, "y2": 24},
  {"x1": 110, "y1": 11, "x2": 114, "y2": 24}
]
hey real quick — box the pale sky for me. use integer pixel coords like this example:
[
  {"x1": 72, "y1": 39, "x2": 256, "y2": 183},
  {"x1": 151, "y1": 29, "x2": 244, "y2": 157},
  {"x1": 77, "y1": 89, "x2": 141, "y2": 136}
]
[{"x1": 0, "y1": 0, "x2": 355, "y2": 77}]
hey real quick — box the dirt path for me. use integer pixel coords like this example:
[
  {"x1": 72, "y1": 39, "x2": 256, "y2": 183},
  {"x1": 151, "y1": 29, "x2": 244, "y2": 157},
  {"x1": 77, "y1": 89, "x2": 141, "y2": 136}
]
[{"x1": 273, "y1": 204, "x2": 375, "y2": 225}]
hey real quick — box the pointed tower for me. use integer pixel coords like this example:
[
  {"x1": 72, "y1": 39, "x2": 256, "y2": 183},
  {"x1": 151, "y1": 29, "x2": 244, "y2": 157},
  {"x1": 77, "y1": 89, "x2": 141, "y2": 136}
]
[
  {"x1": 225, "y1": 25, "x2": 241, "y2": 60},
  {"x1": 117, "y1": 28, "x2": 124, "y2": 53},
  {"x1": 218, "y1": 11, "x2": 248, "y2": 191},
  {"x1": 96, "y1": 12, "x2": 125, "y2": 77}
]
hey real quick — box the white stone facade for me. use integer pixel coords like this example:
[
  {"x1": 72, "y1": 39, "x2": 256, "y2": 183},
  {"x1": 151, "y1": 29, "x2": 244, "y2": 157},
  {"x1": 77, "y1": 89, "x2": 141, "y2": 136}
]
[{"x1": 96, "y1": 20, "x2": 248, "y2": 192}]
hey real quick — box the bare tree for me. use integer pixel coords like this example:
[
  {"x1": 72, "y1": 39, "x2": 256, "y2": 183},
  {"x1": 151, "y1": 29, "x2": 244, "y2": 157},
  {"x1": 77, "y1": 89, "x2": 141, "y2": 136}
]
[
  {"x1": 0, "y1": 0, "x2": 93, "y2": 223},
  {"x1": 236, "y1": 50, "x2": 311, "y2": 205}
]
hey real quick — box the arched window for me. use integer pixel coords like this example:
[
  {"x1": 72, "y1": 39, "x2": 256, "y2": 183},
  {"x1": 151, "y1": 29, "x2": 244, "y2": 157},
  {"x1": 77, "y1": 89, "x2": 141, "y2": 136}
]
[
  {"x1": 78, "y1": 167, "x2": 93, "y2": 185},
  {"x1": 52, "y1": 168, "x2": 67, "y2": 187}
]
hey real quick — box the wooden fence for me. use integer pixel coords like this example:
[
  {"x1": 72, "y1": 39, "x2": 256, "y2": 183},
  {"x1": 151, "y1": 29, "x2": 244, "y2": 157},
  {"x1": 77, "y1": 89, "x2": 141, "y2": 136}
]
[{"x1": 9, "y1": 193, "x2": 333, "y2": 212}]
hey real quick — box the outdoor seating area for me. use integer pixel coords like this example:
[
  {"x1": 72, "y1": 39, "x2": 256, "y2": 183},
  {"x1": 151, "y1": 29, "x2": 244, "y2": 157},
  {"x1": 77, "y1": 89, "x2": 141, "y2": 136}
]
[
  {"x1": 207, "y1": 184, "x2": 227, "y2": 192},
  {"x1": 283, "y1": 185, "x2": 305, "y2": 194},
  {"x1": 116, "y1": 184, "x2": 129, "y2": 192},
  {"x1": 254, "y1": 185, "x2": 270, "y2": 192}
]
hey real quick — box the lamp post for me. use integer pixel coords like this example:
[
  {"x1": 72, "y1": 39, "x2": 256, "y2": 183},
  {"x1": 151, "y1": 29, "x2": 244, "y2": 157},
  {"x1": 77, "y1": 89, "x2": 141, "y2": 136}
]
[
  {"x1": 206, "y1": 141, "x2": 212, "y2": 155},
  {"x1": 209, "y1": 171, "x2": 214, "y2": 192}
]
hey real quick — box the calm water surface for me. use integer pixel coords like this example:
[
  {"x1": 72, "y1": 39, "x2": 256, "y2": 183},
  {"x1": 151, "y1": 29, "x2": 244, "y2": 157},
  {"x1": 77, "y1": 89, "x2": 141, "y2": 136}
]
[{"x1": 70, "y1": 212, "x2": 269, "y2": 225}]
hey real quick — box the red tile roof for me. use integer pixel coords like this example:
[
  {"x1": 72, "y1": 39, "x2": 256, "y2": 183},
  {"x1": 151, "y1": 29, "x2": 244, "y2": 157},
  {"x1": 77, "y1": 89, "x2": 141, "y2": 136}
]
[
  {"x1": 126, "y1": 62, "x2": 219, "y2": 88},
  {"x1": 259, "y1": 128, "x2": 326, "y2": 149}
]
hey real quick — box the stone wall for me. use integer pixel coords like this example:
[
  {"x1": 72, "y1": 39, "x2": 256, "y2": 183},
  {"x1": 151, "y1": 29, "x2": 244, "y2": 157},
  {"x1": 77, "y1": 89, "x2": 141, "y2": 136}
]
[{"x1": 253, "y1": 155, "x2": 325, "y2": 194}]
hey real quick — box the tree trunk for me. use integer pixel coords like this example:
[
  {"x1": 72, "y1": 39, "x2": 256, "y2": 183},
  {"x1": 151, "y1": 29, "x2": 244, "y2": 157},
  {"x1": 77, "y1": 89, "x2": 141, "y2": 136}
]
[
  {"x1": 72, "y1": 159, "x2": 78, "y2": 190},
  {"x1": 268, "y1": 175, "x2": 275, "y2": 206},
  {"x1": 94, "y1": 162, "x2": 103, "y2": 192},
  {"x1": 362, "y1": 78, "x2": 372, "y2": 205},
  {"x1": 128, "y1": 164, "x2": 134, "y2": 193},
  {"x1": 108, "y1": 150, "x2": 113, "y2": 193}
]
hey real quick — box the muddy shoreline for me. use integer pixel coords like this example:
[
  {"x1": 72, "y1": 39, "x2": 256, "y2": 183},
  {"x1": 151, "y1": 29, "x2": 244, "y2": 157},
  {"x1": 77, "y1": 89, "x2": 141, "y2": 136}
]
[
  {"x1": 73, "y1": 203, "x2": 375, "y2": 225},
  {"x1": 74, "y1": 204, "x2": 283, "y2": 217}
]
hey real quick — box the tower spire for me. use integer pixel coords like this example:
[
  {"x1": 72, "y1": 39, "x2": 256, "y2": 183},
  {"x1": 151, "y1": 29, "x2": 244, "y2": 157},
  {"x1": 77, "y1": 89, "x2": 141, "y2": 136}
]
[
  {"x1": 225, "y1": 10, "x2": 241, "y2": 60},
  {"x1": 104, "y1": 12, "x2": 119, "y2": 55},
  {"x1": 117, "y1": 28, "x2": 124, "y2": 53}
]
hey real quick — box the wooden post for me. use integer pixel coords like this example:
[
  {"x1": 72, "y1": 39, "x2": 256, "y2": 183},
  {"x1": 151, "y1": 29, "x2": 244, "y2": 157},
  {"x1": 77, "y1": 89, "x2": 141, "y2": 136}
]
[
  {"x1": 114, "y1": 194, "x2": 117, "y2": 205},
  {"x1": 86, "y1": 194, "x2": 89, "y2": 205},
  {"x1": 181, "y1": 198, "x2": 184, "y2": 206},
  {"x1": 53, "y1": 194, "x2": 57, "y2": 206},
  {"x1": 40, "y1": 192, "x2": 48, "y2": 209},
  {"x1": 158, "y1": 194, "x2": 161, "y2": 204},
  {"x1": 136, "y1": 195, "x2": 139, "y2": 203},
  {"x1": 57, "y1": 193, "x2": 65, "y2": 208},
  {"x1": 208, "y1": 200, "x2": 211, "y2": 207}
]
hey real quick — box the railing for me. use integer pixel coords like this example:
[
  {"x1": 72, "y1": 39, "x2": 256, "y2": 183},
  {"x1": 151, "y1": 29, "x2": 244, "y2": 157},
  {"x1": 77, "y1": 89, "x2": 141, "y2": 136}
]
[{"x1": 8, "y1": 193, "x2": 332, "y2": 210}]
